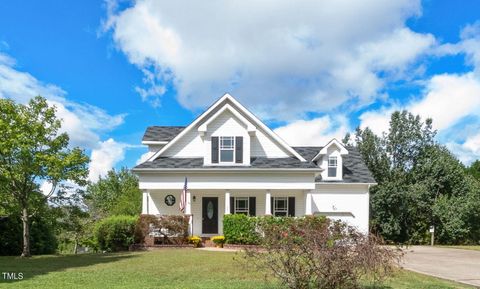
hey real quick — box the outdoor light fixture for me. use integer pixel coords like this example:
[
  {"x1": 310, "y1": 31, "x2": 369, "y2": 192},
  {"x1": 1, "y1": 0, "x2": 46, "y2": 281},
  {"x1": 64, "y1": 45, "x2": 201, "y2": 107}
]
[{"x1": 193, "y1": 196, "x2": 196, "y2": 202}]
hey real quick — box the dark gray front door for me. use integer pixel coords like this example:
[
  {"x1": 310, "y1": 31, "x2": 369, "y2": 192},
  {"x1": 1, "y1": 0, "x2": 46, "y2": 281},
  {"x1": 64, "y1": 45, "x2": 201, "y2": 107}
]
[{"x1": 202, "y1": 197, "x2": 218, "y2": 234}]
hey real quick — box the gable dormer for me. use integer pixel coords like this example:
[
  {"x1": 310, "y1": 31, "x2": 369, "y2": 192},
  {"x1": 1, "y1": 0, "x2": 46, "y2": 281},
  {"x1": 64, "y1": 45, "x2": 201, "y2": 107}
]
[
  {"x1": 146, "y1": 93, "x2": 306, "y2": 165},
  {"x1": 201, "y1": 106, "x2": 254, "y2": 166},
  {"x1": 312, "y1": 139, "x2": 348, "y2": 181}
]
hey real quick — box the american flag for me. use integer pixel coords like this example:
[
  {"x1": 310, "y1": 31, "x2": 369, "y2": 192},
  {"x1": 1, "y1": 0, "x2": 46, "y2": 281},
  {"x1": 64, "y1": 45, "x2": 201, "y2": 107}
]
[{"x1": 180, "y1": 177, "x2": 188, "y2": 213}]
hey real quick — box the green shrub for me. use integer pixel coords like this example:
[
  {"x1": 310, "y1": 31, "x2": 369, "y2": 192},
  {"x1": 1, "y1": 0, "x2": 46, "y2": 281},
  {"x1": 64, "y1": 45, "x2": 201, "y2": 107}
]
[
  {"x1": 94, "y1": 215, "x2": 138, "y2": 252},
  {"x1": 223, "y1": 214, "x2": 260, "y2": 244},
  {"x1": 0, "y1": 215, "x2": 56, "y2": 256}
]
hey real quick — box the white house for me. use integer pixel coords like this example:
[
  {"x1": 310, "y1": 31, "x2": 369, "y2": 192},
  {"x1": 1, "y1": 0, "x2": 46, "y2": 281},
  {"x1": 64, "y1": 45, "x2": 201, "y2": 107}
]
[{"x1": 133, "y1": 94, "x2": 376, "y2": 236}]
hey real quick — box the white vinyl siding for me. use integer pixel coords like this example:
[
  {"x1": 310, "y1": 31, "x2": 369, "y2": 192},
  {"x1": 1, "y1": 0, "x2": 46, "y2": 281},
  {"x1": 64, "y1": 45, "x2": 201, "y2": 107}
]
[
  {"x1": 250, "y1": 129, "x2": 291, "y2": 158},
  {"x1": 311, "y1": 184, "x2": 370, "y2": 234},
  {"x1": 203, "y1": 110, "x2": 250, "y2": 166}
]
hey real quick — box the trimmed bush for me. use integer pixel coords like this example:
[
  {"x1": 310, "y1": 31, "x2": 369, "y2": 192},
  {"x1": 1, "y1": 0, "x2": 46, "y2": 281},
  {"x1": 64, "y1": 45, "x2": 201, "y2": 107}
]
[
  {"x1": 94, "y1": 215, "x2": 138, "y2": 252},
  {"x1": 223, "y1": 214, "x2": 260, "y2": 244}
]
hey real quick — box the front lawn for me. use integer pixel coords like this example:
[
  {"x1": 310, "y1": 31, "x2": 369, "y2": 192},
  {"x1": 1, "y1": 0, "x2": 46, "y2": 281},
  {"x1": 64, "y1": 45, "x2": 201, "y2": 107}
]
[{"x1": 0, "y1": 248, "x2": 473, "y2": 289}]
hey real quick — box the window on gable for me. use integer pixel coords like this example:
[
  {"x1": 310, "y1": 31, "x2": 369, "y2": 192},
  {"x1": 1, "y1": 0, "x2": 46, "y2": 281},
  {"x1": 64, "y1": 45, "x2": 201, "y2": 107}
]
[
  {"x1": 220, "y1": 136, "x2": 234, "y2": 162},
  {"x1": 234, "y1": 197, "x2": 249, "y2": 215},
  {"x1": 273, "y1": 197, "x2": 288, "y2": 216},
  {"x1": 328, "y1": 156, "x2": 337, "y2": 177}
]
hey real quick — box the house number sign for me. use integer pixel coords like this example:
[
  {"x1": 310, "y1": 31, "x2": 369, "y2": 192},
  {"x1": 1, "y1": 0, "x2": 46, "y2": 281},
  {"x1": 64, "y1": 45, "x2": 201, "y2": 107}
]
[{"x1": 164, "y1": 195, "x2": 176, "y2": 206}]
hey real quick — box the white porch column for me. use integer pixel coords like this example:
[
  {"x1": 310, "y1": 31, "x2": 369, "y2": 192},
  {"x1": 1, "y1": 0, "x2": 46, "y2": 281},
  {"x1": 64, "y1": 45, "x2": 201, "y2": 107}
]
[
  {"x1": 265, "y1": 190, "x2": 272, "y2": 215},
  {"x1": 225, "y1": 190, "x2": 231, "y2": 214},
  {"x1": 186, "y1": 191, "x2": 192, "y2": 235},
  {"x1": 305, "y1": 191, "x2": 313, "y2": 215},
  {"x1": 185, "y1": 191, "x2": 192, "y2": 215},
  {"x1": 142, "y1": 190, "x2": 150, "y2": 214}
]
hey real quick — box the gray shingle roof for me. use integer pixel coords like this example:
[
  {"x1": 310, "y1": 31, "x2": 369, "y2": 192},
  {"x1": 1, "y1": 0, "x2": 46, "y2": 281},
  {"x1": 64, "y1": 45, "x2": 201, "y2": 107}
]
[
  {"x1": 292, "y1": 146, "x2": 376, "y2": 183},
  {"x1": 142, "y1": 126, "x2": 185, "y2": 142},
  {"x1": 137, "y1": 126, "x2": 375, "y2": 183},
  {"x1": 134, "y1": 157, "x2": 319, "y2": 170}
]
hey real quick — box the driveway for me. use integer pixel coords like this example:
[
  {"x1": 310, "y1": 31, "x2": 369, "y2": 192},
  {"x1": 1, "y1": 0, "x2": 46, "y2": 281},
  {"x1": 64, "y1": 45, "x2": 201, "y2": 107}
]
[{"x1": 402, "y1": 246, "x2": 480, "y2": 287}]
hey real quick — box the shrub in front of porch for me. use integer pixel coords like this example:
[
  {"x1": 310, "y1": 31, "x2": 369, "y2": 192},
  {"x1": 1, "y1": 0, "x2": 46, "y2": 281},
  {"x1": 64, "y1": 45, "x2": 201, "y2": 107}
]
[
  {"x1": 244, "y1": 216, "x2": 402, "y2": 289},
  {"x1": 94, "y1": 215, "x2": 138, "y2": 252},
  {"x1": 134, "y1": 215, "x2": 190, "y2": 245},
  {"x1": 223, "y1": 215, "x2": 298, "y2": 245},
  {"x1": 223, "y1": 214, "x2": 260, "y2": 244}
]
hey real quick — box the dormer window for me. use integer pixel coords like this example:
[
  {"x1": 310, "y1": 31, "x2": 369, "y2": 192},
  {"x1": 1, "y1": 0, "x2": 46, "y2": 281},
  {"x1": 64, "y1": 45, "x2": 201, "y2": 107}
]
[
  {"x1": 211, "y1": 136, "x2": 243, "y2": 164},
  {"x1": 328, "y1": 156, "x2": 337, "y2": 177},
  {"x1": 220, "y1": 136, "x2": 234, "y2": 162}
]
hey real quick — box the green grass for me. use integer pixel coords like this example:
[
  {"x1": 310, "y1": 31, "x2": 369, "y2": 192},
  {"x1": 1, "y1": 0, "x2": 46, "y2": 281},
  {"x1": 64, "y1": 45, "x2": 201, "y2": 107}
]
[
  {"x1": 0, "y1": 249, "x2": 473, "y2": 289},
  {"x1": 438, "y1": 245, "x2": 480, "y2": 252}
]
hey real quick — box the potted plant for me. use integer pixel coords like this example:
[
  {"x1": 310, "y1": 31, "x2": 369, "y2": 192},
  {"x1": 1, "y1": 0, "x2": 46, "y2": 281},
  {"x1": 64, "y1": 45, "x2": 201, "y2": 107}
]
[
  {"x1": 187, "y1": 235, "x2": 202, "y2": 248},
  {"x1": 210, "y1": 236, "x2": 225, "y2": 248}
]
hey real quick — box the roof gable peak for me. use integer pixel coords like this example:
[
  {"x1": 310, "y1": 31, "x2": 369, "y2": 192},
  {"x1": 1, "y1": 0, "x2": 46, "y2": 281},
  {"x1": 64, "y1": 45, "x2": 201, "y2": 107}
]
[
  {"x1": 147, "y1": 93, "x2": 306, "y2": 162},
  {"x1": 311, "y1": 138, "x2": 349, "y2": 162}
]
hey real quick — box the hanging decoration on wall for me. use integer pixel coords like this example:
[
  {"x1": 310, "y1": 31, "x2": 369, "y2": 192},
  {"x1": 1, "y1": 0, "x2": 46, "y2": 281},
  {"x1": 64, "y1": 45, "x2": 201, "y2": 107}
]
[{"x1": 165, "y1": 194, "x2": 176, "y2": 206}]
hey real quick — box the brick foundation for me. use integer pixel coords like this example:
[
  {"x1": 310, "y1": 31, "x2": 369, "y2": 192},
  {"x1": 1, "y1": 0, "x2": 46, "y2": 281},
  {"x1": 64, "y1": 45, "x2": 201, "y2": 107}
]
[{"x1": 144, "y1": 235, "x2": 155, "y2": 247}]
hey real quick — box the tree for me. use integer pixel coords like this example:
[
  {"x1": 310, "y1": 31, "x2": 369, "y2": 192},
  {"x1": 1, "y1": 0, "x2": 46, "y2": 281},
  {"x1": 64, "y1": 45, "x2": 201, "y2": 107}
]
[
  {"x1": 355, "y1": 110, "x2": 480, "y2": 244},
  {"x1": 84, "y1": 167, "x2": 141, "y2": 218},
  {"x1": 56, "y1": 204, "x2": 90, "y2": 254},
  {"x1": 0, "y1": 97, "x2": 89, "y2": 257},
  {"x1": 466, "y1": 160, "x2": 480, "y2": 181}
]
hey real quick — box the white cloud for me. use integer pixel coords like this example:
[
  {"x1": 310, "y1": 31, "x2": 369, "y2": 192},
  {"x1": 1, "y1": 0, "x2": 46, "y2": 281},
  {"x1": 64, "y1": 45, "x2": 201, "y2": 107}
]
[
  {"x1": 358, "y1": 22, "x2": 480, "y2": 164},
  {"x1": 40, "y1": 181, "x2": 54, "y2": 196},
  {"x1": 358, "y1": 107, "x2": 394, "y2": 136},
  {"x1": 359, "y1": 72, "x2": 480, "y2": 135},
  {"x1": 88, "y1": 138, "x2": 130, "y2": 182},
  {"x1": 0, "y1": 53, "x2": 125, "y2": 148},
  {"x1": 359, "y1": 19, "x2": 480, "y2": 138},
  {"x1": 0, "y1": 53, "x2": 129, "y2": 181},
  {"x1": 446, "y1": 133, "x2": 480, "y2": 165},
  {"x1": 136, "y1": 150, "x2": 154, "y2": 165},
  {"x1": 104, "y1": 0, "x2": 433, "y2": 120},
  {"x1": 411, "y1": 73, "x2": 480, "y2": 130},
  {"x1": 274, "y1": 115, "x2": 350, "y2": 146}
]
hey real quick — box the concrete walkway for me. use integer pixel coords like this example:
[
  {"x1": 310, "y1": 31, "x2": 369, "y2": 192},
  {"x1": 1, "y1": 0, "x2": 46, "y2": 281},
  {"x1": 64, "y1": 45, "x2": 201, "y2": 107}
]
[
  {"x1": 197, "y1": 247, "x2": 240, "y2": 252},
  {"x1": 402, "y1": 246, "x2": 480, "y2": 287}
]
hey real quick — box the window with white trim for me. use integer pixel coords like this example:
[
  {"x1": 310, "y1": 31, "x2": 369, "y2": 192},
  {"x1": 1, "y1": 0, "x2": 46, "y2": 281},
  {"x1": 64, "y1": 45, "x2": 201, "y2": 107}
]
[
  {"x1": 328, "y1": 156, "x2": 337, "y2": 177},
  {"x1": 273, "y1": 197, "x2": 288, "y2": 216},
  {"x1": 234, "y1": 197, "x2": 249, "y2": 215},
  {"x1": 220, "y1": 136, "x2": 234, "y2": 162}
]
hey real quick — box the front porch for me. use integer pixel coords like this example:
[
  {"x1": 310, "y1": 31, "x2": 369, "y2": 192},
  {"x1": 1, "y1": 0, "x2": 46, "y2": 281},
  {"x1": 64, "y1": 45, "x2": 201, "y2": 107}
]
[{"x1": 142, "y1": 189, "x2": 311, "y2": 236}]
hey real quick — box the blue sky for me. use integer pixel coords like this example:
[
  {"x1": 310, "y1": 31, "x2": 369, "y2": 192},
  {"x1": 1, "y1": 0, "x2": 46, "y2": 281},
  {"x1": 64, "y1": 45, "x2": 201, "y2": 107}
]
[{"x1": 1, "y1": 0, "x2": 480, "y2": 181}]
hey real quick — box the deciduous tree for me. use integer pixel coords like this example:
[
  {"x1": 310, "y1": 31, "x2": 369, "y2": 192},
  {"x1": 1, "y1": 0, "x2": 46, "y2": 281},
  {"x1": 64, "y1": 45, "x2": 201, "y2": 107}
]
[
  {"x1": 0, "y1": 97, "x2": 89, "y2": 257},
  {"x1": 84, "y1": 168, "x2": 141, "y2": 218}
]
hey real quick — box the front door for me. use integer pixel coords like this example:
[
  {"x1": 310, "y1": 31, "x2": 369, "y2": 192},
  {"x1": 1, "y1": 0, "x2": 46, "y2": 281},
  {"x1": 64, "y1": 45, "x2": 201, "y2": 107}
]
[{"x1": 202, "y1": 197, "x2": 218, "y2": 234}]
